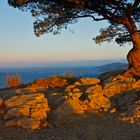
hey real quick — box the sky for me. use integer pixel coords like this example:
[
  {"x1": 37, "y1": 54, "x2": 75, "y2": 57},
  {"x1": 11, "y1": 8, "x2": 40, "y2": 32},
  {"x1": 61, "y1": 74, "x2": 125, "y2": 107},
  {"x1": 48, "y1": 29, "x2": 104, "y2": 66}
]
[{"x1": 0, "y1": 0, "x2": 131, "y2": 68}]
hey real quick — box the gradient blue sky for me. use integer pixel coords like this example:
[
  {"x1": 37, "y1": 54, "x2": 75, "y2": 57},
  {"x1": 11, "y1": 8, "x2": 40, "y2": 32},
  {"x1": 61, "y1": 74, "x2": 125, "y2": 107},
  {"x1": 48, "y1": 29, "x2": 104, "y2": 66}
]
[{"x1": 0, "y1": 0, "x2": 131, "y2": 67}]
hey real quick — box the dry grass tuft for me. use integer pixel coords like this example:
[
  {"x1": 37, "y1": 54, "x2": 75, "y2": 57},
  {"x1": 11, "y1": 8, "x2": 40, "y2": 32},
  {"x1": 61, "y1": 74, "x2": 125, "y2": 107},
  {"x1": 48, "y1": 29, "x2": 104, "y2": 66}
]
[{"x1": 5, "y1": 74, "x2": 21, "y2": 88}]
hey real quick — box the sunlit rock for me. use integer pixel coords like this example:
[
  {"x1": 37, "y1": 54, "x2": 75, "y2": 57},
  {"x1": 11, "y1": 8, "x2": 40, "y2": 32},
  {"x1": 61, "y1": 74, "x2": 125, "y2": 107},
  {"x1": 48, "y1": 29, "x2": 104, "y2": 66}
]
[
  {"x1": 4, "y1": 93, "x2": 49, "y2": 129},
  {"x1": 27, "y1": 76, "x2": 68, "y2": 91},
  {"x1": 4, "y1": 106, "x2": 30, "y2": 120},
  {"x1": 132, "y1": 80, "x2": 140, "y2": 89},
  {"x1": 103, "y1": 75, "x2": 136, "y2": 98},
  {"x1": 85, "y1": 85, "x2": 102, "y2": 94},
  {"x1": 80, "y1": 78, "x2": 100, "y2": 85},
  {"x1": 74, "y1": 81, "x2": 82, "y2": 86},
  {"x1": 88, "y1": 93, "x2": 111, "y2": 112},
  {"x1": 65, "y1": 85, "x2": 76, "y2": 92}
]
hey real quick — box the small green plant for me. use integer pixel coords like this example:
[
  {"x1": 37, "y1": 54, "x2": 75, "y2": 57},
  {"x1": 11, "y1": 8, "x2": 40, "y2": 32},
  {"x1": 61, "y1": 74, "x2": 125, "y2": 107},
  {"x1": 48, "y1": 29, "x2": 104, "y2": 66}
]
[{"x1": 5, "y1": 74, "x2": 21, "y2": 88}]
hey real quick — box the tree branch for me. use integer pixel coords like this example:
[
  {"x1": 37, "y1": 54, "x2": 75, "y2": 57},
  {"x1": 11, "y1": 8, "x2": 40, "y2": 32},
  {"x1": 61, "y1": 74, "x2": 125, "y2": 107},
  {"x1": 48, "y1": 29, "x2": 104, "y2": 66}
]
[
  {"x1": 73, "y1": 15, "x2": 106, "y2": 21},
  {"x1": 128, "y1": 0, "x2": 140, "y2": 14}
]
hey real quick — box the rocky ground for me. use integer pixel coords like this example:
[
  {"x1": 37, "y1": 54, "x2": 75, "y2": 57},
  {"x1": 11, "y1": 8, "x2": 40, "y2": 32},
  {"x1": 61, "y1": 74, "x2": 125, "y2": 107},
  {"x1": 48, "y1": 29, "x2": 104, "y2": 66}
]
[{"x1": 0, "y1": 74, "x2": 140, "y2": 140}]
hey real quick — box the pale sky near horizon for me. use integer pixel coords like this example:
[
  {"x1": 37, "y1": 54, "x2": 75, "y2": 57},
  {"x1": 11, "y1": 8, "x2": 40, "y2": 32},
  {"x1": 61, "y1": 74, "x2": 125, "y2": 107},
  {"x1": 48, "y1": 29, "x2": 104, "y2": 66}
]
[{"x1": 0, "y1": 0, "x2": 132, "y2": 68}]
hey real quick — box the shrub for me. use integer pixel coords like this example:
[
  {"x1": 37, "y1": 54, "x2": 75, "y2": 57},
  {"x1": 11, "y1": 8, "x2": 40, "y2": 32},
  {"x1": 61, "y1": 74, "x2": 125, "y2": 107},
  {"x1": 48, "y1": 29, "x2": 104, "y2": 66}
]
[
  {"x1": 5, "y1": 74, "x2": 21, "y2": 88},
  {"x1": 57, "y1": 72, "x2": 80, "y2": 84}
]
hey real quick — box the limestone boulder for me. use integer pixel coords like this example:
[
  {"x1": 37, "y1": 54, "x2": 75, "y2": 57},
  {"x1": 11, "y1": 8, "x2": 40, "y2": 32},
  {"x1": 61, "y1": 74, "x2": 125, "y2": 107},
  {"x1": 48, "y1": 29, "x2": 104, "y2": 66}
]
[
  {"x1": 65, "y1": 85, "x2": 76, "y2": 92},
  {"x1": 103, "y1": 75, "x2": 136, "y2": 98},
  {"x1": 80, "y1": 78, "x2": 100, "y2": 85},
  {"x1": 85, "y1": 85, "x2": 102, "y2": 94},
  {"x1": 65, "y1": 87, "x2": 88, "y2": 113},
  {"x1": 4, "y1": 93, "x2": 49, "y2": 129},
  {"x1": 88, "y1": 93, "x2": 111, "y2": 112},
  {"x1": 3, "y1": 106, "x2": 30, "y2": 120},
  {"x1": 74, "y1": 81, "x2": 82, "y2": 86},
  {"x1": 132, "y1": 80, "x2": 140, "y2": 89}
]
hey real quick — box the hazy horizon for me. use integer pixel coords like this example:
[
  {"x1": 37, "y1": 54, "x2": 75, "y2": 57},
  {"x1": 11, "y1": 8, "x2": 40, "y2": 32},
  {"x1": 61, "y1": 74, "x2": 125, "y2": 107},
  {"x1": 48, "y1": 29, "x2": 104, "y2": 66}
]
[{"x1": 0, "y1": 59, "x2": 128, "y2": 68}]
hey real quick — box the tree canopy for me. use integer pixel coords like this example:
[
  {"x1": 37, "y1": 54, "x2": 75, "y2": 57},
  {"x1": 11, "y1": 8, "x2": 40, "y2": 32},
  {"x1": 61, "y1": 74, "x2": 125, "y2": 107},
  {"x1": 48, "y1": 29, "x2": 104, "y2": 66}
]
[{"x1": 8, "y1": 0, "x2": 140, "y2": 44}]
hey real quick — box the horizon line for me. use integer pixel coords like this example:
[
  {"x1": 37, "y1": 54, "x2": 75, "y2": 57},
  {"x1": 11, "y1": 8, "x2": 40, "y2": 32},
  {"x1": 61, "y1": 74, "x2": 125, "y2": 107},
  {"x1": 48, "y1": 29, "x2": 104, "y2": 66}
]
[{"x1": 0, "y1": 59, "x2": 128, "y2": 69}]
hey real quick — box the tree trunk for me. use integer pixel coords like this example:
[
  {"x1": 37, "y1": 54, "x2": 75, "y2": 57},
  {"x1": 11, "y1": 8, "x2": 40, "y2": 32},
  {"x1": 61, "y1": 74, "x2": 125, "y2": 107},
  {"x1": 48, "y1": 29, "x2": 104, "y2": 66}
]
[{"x1": 123, "y1": 18, "x2": 140, "y2": 77}]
